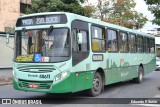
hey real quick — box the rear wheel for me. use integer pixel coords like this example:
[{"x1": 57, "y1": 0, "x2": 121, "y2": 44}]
[
  {"x1": 133, "y1": 66, "x2": 144, "y2": 83},
  {"x1": 88, "y1": 72, "x2": 102, "y2": 97}
]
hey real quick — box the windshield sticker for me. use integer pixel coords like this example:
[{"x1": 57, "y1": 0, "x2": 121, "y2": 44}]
[
  {"x1": 16, "y1": 54, "x2": 34, "y2": 62},
  {"x1": 41, "y1": 57, "x2": 49, "y2": 62},
  {"x1": 34, "y1": 54, "x2": 41, "y2": 62}
]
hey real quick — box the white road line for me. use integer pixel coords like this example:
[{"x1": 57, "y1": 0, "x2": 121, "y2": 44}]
[
  {"x1": 154, "y1": 95, "x2": 160, "y2": 98},
  {"x1": 132, "y1": 104, "x2": 160, "y2": 107}
]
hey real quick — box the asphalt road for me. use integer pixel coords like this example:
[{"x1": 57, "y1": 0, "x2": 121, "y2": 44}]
[{"x1": 0, "y1": 70, "x2": 160, "y2": 107}]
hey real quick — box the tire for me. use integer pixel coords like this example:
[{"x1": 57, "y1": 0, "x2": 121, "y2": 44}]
[
  {"x1": 88, "y1": 72, "x2": 103, "y2": 97},
  {"x1": 133, "y1": 66, "x2": 144, "y2": 83}
]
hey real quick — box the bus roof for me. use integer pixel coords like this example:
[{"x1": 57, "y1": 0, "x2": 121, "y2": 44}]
[{"x1": 18, "y1": 12, "x2": 155, "y2": 38}]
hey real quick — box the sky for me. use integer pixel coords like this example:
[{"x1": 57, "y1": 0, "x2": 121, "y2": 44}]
[
  {"x1": 86, "y1": 0, "x2": 160, "y2": 32},
  {"x1": 134, "y1": 0, "x2": 160, "y2": 31}
]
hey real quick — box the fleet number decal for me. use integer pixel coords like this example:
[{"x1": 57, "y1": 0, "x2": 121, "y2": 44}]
[
  {"x1": 28, "y1": 74, "x2": 50, "y2": 79},
  {"x1": 39, "y1": 74, "x2": 50, "y2": 79}
]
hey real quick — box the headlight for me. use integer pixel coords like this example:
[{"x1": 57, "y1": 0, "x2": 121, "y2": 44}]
[{"x1": 54, "y1": 71, "x2": 70, "y2": 82}]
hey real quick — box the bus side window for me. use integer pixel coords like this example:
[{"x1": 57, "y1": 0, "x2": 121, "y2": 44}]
[
  {"x1": 137, "y1": 36, "x2": 143, "y2": 53},
  {"x1": 72, "y1": 29, "x2": 88, "y2": 52},
  {"x1": 80, "y1": 30, "x2": 88, "y2": 51},
  {"x1": 150, "y1": 39, "x2": 155, "y2": 53},
  {"x1": 119, "y1": 32, "x2": 128, "y2": 53},
  {"x1": 106, "y1": 29, "x2": 118, "y2": 52},
  {"x1": 128, "y1": 34, "x2": 136, "y2": 53},
  {"x1": 91, "y1": 26, "x2": 105, "y2": 52}
]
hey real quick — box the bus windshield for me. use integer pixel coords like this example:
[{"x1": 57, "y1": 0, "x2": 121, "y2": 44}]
[{"x1": 14, "y1": 28, "x2": 70, "y2": 63}]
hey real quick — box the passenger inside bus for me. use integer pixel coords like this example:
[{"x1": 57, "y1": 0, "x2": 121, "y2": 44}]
[
  {"x1": 107, "y1": 40, "x2": 116, "y2": 51},
  {"x1": 29, "y1": 43, "x2": 35, "y2": 54}
]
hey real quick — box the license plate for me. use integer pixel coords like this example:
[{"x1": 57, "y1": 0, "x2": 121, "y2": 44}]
[{"x1": 28, "y1": 84, "x2": 38, "y2": 88}]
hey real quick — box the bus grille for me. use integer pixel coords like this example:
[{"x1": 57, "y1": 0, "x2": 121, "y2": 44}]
[
  {"x1": 18, "y1": 79, "x2": 53, "y2": 89},
  {"x1": 17, "y1": 65, "x2": 56, "y2": 73}
]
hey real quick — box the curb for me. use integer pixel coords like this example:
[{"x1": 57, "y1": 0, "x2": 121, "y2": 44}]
[{"x1": 0, "y1": 82, "x2": 12, "y2": 86}]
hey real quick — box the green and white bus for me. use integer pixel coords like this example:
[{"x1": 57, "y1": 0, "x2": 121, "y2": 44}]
[{"x1": 10, "y1": 12, "x2": 156, "y2": 96}]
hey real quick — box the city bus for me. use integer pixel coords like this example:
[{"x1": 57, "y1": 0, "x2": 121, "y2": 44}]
[{"x1": 9, "y1": 12, "x2": 156, "y2": 96}]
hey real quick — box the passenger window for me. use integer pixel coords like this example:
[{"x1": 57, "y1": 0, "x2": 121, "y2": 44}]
[
  {"x1": 144, "y1": 37, "x2": 150, "y2": 53},
  {"x1": 106, "y1": 29, "x2": 118, "y2": 52},
  {"x1": 137, "y1": 36, "x2": 144, "y2": 53},
  {"x1": 150, "y1": 39, "x2": 155, "y2": 53},
  {"x1": 128, "y1": 34, "x2": 136, "y2": 53},
  {"x1": 119, "y1": 32, "x2": 128, "y2": 53},
  {"x1": 92, "y1": 26, "x2": 105, "y2": 52}
]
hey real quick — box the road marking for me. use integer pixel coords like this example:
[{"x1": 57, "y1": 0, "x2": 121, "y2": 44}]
[
  {"x1": 154, "y1": 95, "x2": 160, "y2": 98},
  {"x1": 132, "y1": 104, "x2": 160, "y2": 107}
]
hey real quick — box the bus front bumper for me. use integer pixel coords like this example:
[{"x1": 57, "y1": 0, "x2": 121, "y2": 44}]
[{"x1": 13, "y1": 73, "x2": 73, "y2": 93}]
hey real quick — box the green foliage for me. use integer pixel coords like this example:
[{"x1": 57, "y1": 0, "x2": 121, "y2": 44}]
[
  {"x1": 97, "y1": 0, "x2": 148, "y2": 29},
  {"x1": 25, "y1": 0, "x2": 148, "y2": 29},
  {"x1": 84, "y1": 6, "x2": 96, "y2": 17},
  {"x1": 96, "y1": 0, "x2": 110, "y2": 20},
  {"x1": 144, "y1": 0, "x2": 160, "y2": 25},
  {"x1": 26, "y1": 0, "x2": 85, "y2": 15}
]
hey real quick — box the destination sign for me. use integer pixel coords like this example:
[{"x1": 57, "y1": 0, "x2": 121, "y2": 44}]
[{"x1": 16, "y1": 14, "x2": 67, "y2": 26}]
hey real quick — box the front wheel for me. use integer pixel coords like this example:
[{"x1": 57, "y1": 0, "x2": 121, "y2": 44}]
[
  {"x1": 133, "y1": 66, "x2": 144, "y2": 83},
  {"x1": 88, "y1": 72, "x2": 102, "y2": 97}
]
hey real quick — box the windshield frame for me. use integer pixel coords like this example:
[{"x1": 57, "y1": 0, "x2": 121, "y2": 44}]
[{"x1": 13, "y1": 27, "x2": 71, "y2": 63}]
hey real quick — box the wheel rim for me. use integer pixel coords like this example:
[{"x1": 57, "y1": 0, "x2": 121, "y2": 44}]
[
  {"x1": 93, "y1": 77, "x2": 101, "y2": 91},
  {"x1": 139, "y1": 71, "x2": 143, "y2": 81}
]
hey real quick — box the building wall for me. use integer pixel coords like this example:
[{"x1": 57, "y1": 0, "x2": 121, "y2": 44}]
[
  {"x1": 0, "y1": 0, "x2": 20, "y2": 32},
  {"x1": 0, "y1": 0, "x2": 31, "y2": 68},
  {"x1": 0, "y1": 35, "x2": 14, "y2": 68}
]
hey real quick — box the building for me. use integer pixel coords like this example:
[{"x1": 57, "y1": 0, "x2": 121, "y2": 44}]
[
  {"x1": 146, "y1": 28, "x2": 160, "y2": 36},
  {"x1": 0, "y1": 0, "x2": 31, "y2": 33},
  {"x1": 0, "y1": 0, "x2": 31, "y2": 68}
]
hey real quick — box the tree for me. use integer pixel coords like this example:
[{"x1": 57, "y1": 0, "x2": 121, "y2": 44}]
[
  {"x1": 94, "y1": 0, "x2": 111, "y2": 20},
  {"x1": 26, "y1": 0, "x2": 85, "y2": 16},
  {"x1": 95, "y1": 0, "x2": 148, "y2": 29},
  {"x1": 83, "y1": 5, "x2": 96, "y2": 17},
  {"x1": 83, "y1": 0, "x2": 96, "y2": 17},
  {"x1": 144, "y1": 0, "x2": 160, "y2": 25}
]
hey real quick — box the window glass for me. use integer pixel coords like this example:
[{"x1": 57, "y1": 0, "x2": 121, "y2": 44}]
[
  {"x1": 106, "y1": 29, "x2": 118, "y2": 52},
  {"x1": 137, "y1": 36, "x2": 143, "y2": 53},
  {"x1": 150, "y1": 39, "x2": 155, "y2": 53},
  {"x1": 14, "y1": 28, "x2": 70, "y2": 63},
  {"x1": 144, "y1": 38, "x2": 149, "y2": 53},
  {"x1": 128, "y1": 34, "x2": 136, "y2": 52},
  {"x1": 72, "y1": 29, "x2": 88, "y2": 52},
  {"x1": 92, "y1": 26, "x2": 105, "y2": 52},
  {"x1": 119, "y1": 32, "x2": 128, "y2": 52},
  {"x1": 92, "y1": 26, "x2": 103, "y2": 39},
  {"x1": 80, "y1": 30, "x2": 88, "y2": 51}
]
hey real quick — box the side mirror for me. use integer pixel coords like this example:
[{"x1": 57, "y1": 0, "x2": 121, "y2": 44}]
[
  {"x1": 77, "y1": 33, "x2": 83, "y2": 44},
  {"x1": 6, "y1": 33, "x2": 10, "y2": 44}
]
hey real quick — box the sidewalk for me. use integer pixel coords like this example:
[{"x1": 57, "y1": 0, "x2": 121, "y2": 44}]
[{"x1": 0, "y1": 68, "x2": 13, "y2": 86}]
